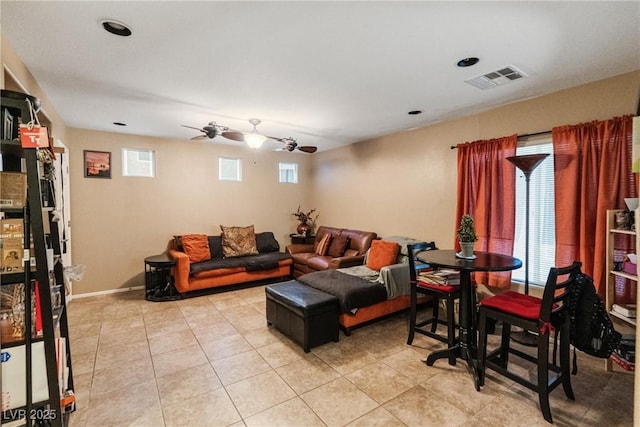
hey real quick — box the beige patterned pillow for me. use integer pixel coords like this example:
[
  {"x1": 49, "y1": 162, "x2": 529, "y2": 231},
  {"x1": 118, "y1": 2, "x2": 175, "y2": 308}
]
[{"x1": 220, "y1": 225, "x2": 258, "y2": 258}]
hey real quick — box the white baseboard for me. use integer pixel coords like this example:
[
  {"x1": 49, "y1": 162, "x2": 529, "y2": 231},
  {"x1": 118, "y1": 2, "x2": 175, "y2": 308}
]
[{"x1": 70, "y1": 286, "x2": 144, "y2": 300}]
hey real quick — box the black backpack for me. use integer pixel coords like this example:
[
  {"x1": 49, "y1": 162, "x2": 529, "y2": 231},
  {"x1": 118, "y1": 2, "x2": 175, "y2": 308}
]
[{"x1": 567, "y1": 273, "x2": 621, "y2": 374}]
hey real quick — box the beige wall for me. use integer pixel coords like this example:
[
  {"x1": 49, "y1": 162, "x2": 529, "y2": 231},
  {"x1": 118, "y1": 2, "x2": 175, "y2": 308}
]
[
  {"x1": 67, "y1": 129, "x2": 312, "y2": 294},
  {"x1": 3, "y1": 31, "x2": 639, "y2": 295},
  {"x1": 310, "y1": 70, "x2": 640, "y2": 250},
  {"x1": 1, "y1": 36, "x2": 68, "y2": 142}
]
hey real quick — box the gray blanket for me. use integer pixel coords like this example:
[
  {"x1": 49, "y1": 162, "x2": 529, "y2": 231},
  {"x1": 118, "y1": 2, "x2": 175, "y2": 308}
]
[
  {"x1": 190, "y1": 252, "x2": 291, "y2": 274},
  {"x1": 297, "y1": 270, "x2": 388, "y2": 313}
]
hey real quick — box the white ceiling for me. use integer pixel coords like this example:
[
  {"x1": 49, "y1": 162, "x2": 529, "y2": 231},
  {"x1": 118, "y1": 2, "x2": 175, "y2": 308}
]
[{"x1": 2, "y1": 1, "x2": 639, "y2": 152}]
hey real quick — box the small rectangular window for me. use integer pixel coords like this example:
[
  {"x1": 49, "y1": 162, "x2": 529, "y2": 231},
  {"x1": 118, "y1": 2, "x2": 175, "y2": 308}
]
[
  {"x1": 279, "y1": 162, "x2": 298, "y2": 183},
  {"x1": 122, "y1": 148, "x2": 155, "y2": 177},
  {"x1": 219, "y1": 157, "x2": 242, "y2": 181}
]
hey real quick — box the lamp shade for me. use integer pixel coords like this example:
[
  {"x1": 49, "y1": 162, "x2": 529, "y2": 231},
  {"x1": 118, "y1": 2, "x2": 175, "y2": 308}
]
[
  {"x1": 506, "y1": 153, "x2": 549, "y2": 175},
  {"x1": 245, "y1": 132, "x2": 266, "y2": 149}
]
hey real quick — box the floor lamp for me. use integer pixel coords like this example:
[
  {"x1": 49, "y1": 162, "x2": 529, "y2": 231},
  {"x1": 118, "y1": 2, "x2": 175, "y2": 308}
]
[{"x1": 507, "y1": 153, "x2": 549, "y2": 346}]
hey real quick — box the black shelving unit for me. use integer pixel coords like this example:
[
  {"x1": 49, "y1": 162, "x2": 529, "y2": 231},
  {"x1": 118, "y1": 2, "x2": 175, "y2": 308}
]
[{"x1": 1, "y1": 90, "x2": 74, "y2": 426}]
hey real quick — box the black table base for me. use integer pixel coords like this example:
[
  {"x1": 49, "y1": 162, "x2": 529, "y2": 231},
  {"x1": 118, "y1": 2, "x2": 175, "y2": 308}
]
[{"x1": 417, "y1": 250, "x2": 522, "y2": 391}]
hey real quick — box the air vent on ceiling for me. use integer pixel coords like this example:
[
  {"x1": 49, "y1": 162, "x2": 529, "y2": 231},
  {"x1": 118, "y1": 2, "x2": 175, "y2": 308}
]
[{"x1": 465, "y1": 65, "x2": 528, "y2": 90}]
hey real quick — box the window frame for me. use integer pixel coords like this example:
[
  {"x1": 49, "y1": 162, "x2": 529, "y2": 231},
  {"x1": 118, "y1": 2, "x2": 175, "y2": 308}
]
[
  {"x1": 219, "y1": 156, "x2": 242, "y2": 182},
  {"x1": 122, "y1": 147, "x2": 155, "y2": 178},
  {"x1": 278, "y1": 162, "x2": 298, "y2": 184}
]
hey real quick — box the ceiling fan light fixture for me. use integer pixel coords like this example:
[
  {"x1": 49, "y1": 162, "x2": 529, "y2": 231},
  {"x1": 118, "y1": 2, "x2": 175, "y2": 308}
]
[
  {"x1": 245, "y1": 118, "x2": 267, "y2": 149},
  {"x1": 245, "y1": 132, "x2": 266, "y2": 149}
]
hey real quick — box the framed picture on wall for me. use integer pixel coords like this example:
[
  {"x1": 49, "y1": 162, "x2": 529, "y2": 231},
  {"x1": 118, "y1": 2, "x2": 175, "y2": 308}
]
[{"x1": 84, "y1": 150, "x2": 111, "y2": 179}]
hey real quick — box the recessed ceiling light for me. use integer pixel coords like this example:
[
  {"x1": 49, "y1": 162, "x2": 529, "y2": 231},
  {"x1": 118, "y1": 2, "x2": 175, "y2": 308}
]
[
  {"x1": 457, "y1": 57, "x2": 479, "y2": 68},
  {"x1": 408, "y1": 110, "x2": 422, "y2": 115},
  {"x1": 100, "y1": 19, "x2": 132, "y2": 37},
  {"x1": 113, "y1": 122, "x2": 127, "y2": 126}
]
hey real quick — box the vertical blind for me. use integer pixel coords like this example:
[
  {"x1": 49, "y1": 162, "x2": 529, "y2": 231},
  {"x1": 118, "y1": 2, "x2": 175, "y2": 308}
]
[{"x1": 512, "y1": 140, "x2": 555, "y2": 286}]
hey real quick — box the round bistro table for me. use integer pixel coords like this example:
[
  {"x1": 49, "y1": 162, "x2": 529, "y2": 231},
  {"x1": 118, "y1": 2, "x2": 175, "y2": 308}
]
[{"x1": 417, "y1": 249, "x2": 522, "y2": 390}]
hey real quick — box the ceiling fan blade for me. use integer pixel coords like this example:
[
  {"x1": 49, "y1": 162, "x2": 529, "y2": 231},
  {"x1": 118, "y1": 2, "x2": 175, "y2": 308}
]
[
  {"x1": 190, "y1": 135, "x2": 208, "y2": 141},
  {"x1": 181, "y1": 124, "x2": 205, "y2": 132},
  {"x1": 222, "y1": 130, "x2": 246, "y2": 141},
  {"x1": 298, "y1": 146, "x2": 317, "y2": 153}
]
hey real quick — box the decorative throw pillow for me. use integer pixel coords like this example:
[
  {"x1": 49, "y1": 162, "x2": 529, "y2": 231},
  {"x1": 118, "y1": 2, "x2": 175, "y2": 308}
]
[
  {"x1": 220, "y1": 225, "x2": 258, "y2": 258},
  {"x1": 327, "y1": 234, "x2": 350, "y2": 258},
  {"x1": 255, "y1": 232, "x2": 280, "y2": 253},
  {"x1": 180, "y1": 234, "x2": 211, "y2": 263},
  {"x1": 315, "y1": 233, "x2": 332, "y2": 256},
  {"x1": 366, "y1": 240, "x2": 400, "y2": 271},
  {"x1": 207, "y1": 235, "x2": 223, "y2": 259}
]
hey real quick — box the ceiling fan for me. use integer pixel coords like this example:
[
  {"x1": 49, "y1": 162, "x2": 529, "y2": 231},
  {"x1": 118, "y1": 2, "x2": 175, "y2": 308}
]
[
  {"x1": 274, "y1": 137, "x2": 318, "y2": 153},
  {"x1": 180, "y1": 122, "x2": 230, "y2": 140},
  {"x1": 181, "y1": 118, "x2": 317, "y2": 153}
]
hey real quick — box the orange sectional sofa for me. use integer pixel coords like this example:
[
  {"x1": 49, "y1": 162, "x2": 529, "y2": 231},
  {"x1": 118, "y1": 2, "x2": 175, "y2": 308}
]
[{"x1": 168, "y1": 232, "x2": 292, "y2": 293}]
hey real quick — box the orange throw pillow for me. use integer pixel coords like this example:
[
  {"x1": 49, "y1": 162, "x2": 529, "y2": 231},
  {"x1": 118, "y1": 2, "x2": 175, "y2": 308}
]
[
  {"x1": 180, "y1": 234, "x2": 211, "y2": 263},
  {"x1": 366, "y1": 240, "x2": 400, "y2": 271},
  {"x1": 315, "y1": 233, "x2": 332, "y2": 256}
]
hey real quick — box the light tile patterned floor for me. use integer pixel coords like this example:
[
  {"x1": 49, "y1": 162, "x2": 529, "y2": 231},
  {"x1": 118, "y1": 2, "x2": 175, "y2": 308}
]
[{"x1": 67, "y1": 285, "x2": 634, "y2": 427}]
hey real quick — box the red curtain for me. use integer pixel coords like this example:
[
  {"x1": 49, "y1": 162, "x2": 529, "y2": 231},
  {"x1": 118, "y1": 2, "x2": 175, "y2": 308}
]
[
  {"x1": 456, "y1": 135, "x2": 517, "y2": 288},
  {"x1": 552, "y1": 115, "x2": 635, "y2": 297}
]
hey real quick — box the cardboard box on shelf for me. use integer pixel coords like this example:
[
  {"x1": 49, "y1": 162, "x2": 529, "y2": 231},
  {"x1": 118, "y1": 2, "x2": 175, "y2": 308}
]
[{"x1": 0, "y1": 172, "x2": 27, "y2": 208}]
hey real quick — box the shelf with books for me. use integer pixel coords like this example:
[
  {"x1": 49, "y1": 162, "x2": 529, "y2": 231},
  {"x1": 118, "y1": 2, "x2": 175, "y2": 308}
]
[
  {"x1": 0, "y1": 91, "x2": 74, "y2": 427},
  {"x1": 605, "y1": 209, "x2": 639, "y2": 372}
]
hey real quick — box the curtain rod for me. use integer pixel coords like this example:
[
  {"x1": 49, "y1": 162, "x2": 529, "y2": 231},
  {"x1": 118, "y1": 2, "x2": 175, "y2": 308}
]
[{"x1": 449, "y1": 130, "x2": 551, "y2": 149}]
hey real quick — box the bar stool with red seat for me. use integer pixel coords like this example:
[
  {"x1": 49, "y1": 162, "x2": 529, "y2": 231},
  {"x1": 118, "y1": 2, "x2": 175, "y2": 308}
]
[
  {"x1": 406, "y1": 242, "x2": 461, "y2": 366},
  {"x1": 477, "y1": 261, "x2": 581, "y2": 423}
]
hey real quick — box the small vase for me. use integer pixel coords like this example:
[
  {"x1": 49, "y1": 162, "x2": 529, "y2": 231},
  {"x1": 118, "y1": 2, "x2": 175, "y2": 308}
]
[
  {"x1": 459, "y1": 241, "x2": 475, "y2": 258},
  {"x1": 297, "y1": 222, "x2": 311, "y2": 237}
]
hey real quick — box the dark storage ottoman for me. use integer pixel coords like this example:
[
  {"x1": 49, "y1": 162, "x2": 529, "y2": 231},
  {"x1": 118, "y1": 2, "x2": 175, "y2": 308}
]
[{"x1": 266, "y1": 280, "x2": 340, "y2": 352}]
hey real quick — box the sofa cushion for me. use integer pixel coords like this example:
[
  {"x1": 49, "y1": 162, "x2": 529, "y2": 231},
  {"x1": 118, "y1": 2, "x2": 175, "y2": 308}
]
[
  {"x1": 290, "y1": 252, "x2": 317, "y2": 265},
  {"x1": 306, "y1": 255, "x2": 333, "y2": 271},
  {"x1": 221, "y1": 225, "x2": 259, "y2": 258},
  {"x1": 208, "y1": 235, "x2": 223, "y2": 259},
  {"x1": 327, "y1": 234, "x2": 350, "y2": 258},
  {"x1": 315, "y1": 234, "x2": 332, "y2": 256},
  {"x1": 181, "y1": 234, "x2": 211, "y2": 263},
  {"x1": 255, "y1": 232, "x2": 280, "y2": 253},
  {"x1": 366, "y1": 240, "x2": 400, "y2": 271}
]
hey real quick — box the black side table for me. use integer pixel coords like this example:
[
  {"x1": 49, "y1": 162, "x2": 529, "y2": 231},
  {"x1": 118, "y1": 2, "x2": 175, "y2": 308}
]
[
  {"x1": 144, "y1": 253, "x2": 181, "y2": 301},
  {"x1": 289, "y1": 233, "x2": 315, "y2": 245}
]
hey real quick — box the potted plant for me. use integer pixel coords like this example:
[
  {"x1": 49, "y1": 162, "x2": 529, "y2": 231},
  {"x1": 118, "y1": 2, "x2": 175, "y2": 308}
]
[
  {"x1": 292, "y1": 206, "x2": 318, "y2": 237},
  {"x1": 457, "y1": 214, "x2": 478, "y2": 258}
]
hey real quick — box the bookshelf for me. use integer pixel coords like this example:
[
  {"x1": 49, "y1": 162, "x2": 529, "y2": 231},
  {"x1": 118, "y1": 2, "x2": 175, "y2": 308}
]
[
  {"x1": 604, "y1": 209, "x2": 637, "y2": 372},
  {"x1": 1, "y1": 90, "x2": 74, "y2": 426}
]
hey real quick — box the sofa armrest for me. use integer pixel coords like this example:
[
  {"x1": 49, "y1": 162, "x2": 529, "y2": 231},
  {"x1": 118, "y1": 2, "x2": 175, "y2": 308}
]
[
  {"x1": 168, "y1": 248, "x2": 190, "y2": 293},
  {"x1": 329, "y1": 255, "x2": 365, "y2": 269},
  {"x1": 286, "y1": 243, "x2": 314, "y2": 254},
  {"x1": 380, "y1": 263, "x2": 410, "y2": 299}
]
